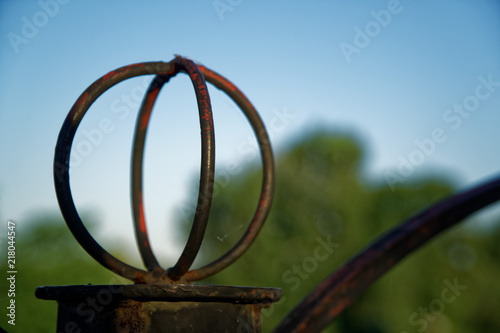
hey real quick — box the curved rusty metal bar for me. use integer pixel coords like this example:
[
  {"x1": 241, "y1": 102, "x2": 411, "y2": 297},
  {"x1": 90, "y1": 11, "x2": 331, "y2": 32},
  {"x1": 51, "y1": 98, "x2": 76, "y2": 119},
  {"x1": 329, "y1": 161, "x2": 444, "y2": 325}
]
[
  {"x1": 54, "y1": 61, "x2": 178, "y2": 283},
  {"x1": 273, "y1": 176, "x2": 500, "y2": 333},
  {"x1": 130, "y1": 74, "x2": 165, "y2": 273},
  {"x1": 183, "y1": 65, "x2": 275, "y2": 282},
  {"x1": 131, "y1": 62, "x2": 274, "y2": 282},
  {"x1": 131, "y1": 57, "x2": 215, "y2": 280}
]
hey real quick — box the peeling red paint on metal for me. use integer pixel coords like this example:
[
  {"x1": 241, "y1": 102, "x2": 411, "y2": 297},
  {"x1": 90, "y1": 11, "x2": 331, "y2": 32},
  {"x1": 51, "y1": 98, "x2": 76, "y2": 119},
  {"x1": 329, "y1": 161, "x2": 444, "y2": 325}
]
[
  {"x1": 101, "y1": 70, "x2": 116, "y2": 82},
  {"x1": 139, "y1": 196, "x2": 147, "y2": 234}
]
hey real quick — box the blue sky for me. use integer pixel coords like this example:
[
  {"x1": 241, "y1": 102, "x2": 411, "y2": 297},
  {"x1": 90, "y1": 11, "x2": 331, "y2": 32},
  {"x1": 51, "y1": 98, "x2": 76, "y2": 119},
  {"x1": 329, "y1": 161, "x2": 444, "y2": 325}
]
[{"x1": 1, "y1": 0, "x2": 500, "y2": 262}]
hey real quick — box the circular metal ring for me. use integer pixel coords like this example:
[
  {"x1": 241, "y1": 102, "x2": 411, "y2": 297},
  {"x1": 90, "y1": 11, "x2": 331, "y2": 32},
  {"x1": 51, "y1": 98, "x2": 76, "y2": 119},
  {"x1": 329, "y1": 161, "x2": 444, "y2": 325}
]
[
  {"x1": 54, "y1": 58, "x2": 215, "y2": 283},
  {"x1": 131, "y1": 61, "x2": 274, "y2": 282},
  {"x1": 131, "y1": 57, "x2": 216, "y2": 281},
  {"x1": 185, "y1": 65, "x2": 275, "y2": 282}
]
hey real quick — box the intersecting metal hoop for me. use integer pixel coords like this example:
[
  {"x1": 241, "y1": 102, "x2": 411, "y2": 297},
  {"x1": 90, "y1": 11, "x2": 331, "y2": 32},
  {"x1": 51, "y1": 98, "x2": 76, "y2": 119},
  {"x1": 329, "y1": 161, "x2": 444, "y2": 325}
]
[{"x1": 53, "y1": 56, "x2": 275, "y2": 284}]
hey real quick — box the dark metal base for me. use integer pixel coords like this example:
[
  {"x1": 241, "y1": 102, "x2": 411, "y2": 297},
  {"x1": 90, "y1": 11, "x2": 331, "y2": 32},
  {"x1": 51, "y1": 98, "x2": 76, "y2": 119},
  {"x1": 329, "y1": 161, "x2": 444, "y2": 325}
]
[{"x1": 36, "y1": 284, "x2": 281, "y2": 333}]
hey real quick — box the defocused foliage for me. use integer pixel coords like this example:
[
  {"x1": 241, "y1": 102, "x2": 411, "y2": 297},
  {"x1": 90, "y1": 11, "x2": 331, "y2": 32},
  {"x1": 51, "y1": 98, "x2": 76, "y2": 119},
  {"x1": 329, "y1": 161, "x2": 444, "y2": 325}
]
[
  {"x1": 2, "y1": 131, "x2": 499, "y2": 332},
  {"x1": 0, "y1": 215, "x2": 127, "y2": 332},
  {"x1": 181, "y1": 131, "x2": 500, "y2": 333}
]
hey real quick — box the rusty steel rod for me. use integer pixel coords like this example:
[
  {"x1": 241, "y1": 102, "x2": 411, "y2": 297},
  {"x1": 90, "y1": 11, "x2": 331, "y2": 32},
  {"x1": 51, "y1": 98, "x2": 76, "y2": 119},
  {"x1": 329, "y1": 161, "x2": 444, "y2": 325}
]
[
  {"x1": 131, "y1": 74, "x2": 165, "y2": 273},
  {"x1": 274, "y1": 175, "x2": 500, "y2": 333},
  {"x1": 166, "y1": 58, "x2": 216, "y2": 280},
  {"x1": 54, "y1": 61, "x2": 178, "y2": 283},
  {"x1": 131, "y1": 56, "x2": 216, "y2": 280},
  {"x1": 185, "y1": 65, "x2": 275, "y2": 282},
  {"x1": 130, "y1": 61, "x2": 275, "y2": 283}
]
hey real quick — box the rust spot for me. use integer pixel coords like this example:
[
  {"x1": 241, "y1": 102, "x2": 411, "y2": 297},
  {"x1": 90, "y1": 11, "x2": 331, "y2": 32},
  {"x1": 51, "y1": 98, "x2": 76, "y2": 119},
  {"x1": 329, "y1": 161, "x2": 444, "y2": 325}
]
[{"x1": 114, "y1": 300, "x2": 150, "y2": 333}]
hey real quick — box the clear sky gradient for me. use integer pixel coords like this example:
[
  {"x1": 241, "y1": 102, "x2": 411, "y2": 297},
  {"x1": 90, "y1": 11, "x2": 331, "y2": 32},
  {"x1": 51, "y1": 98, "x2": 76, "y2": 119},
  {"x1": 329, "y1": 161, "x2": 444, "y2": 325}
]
[{"x1": 1, "y1": 0, "x2": 499, "y2": 262}]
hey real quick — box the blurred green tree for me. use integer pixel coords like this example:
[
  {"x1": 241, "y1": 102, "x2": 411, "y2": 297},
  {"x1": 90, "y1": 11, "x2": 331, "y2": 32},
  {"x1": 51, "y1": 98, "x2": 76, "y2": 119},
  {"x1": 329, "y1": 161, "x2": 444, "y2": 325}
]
[
  {"x1": 180, "y1": 131, "x2": 500, "y2": 333},
  {"x1": 3, "y1": 131, "x2": 499, "y2": 332},
  {"x1": 0, "y1": 215, "x2": 128, "y2": 332}
]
